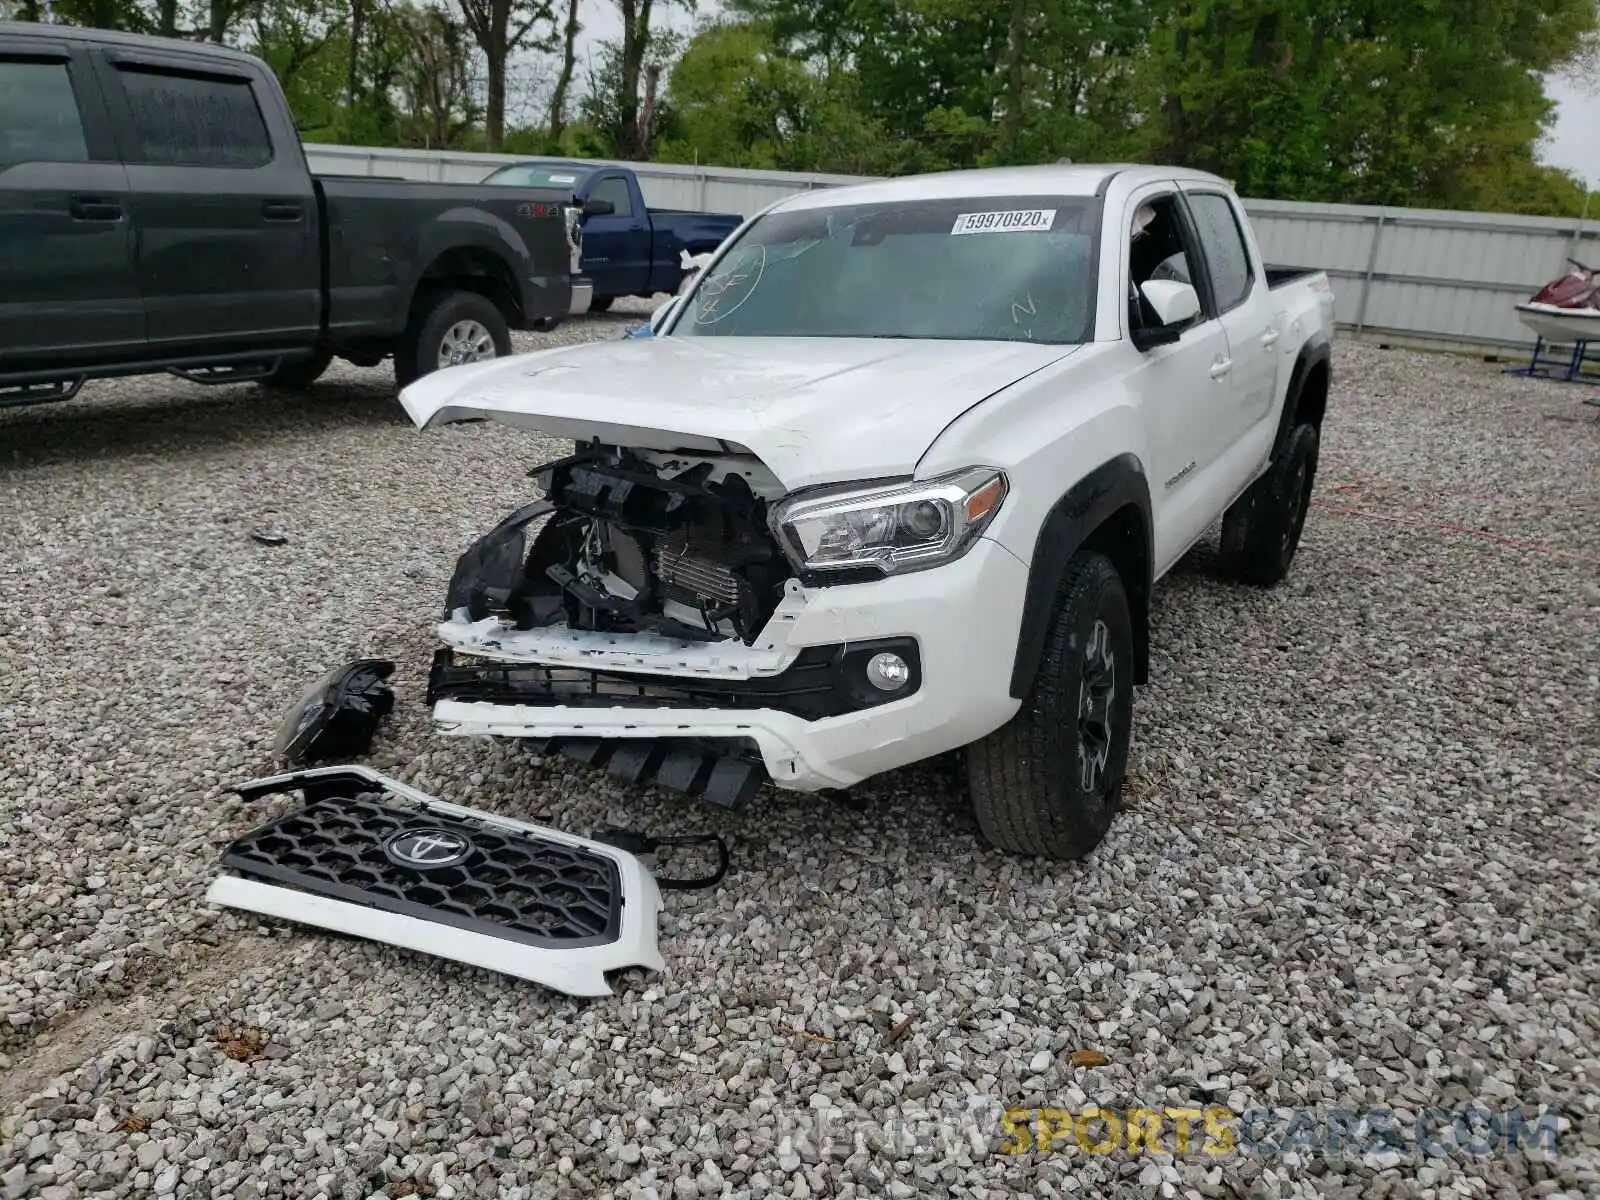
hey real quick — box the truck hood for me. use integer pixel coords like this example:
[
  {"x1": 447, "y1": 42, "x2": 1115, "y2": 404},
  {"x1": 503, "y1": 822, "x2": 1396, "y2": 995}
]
[{"x1": 399, "y1": 336, "x2": 1078, "y2": 490}]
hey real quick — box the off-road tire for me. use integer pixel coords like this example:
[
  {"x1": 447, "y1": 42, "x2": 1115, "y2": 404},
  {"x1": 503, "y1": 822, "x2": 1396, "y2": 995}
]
[
  {"x1": 588, "y1": 295, "x2": 615, "y2": 313},
  {"x1": 393, "y1": 289, "x2": 512, "y2": 389},
  {"x1": 967, "y1": 551, "x2": 1135, "y2": 860},
  {"x1": 1220, "y1": 421, "x2": 1319, "y2": 586},
  {"x1": 261, "y1": 348, "x2": 333, "y2": 392}
]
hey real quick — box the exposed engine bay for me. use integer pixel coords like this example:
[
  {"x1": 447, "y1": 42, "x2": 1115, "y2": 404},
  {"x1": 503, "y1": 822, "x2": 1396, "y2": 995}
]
[{"x1": 448, "y1": 443, "x2": 795, "y2": 646}]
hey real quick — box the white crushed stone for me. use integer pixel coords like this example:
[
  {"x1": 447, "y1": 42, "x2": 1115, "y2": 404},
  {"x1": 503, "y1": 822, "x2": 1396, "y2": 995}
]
[{"x1": 1, "y1": 326, "x2": 1597, "y2": 1198}]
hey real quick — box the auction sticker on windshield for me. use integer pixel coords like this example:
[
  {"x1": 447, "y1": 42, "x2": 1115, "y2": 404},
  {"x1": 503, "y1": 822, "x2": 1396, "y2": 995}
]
[{"x1": 951, "y1": 209, "x2": 1057, "y2": 235}]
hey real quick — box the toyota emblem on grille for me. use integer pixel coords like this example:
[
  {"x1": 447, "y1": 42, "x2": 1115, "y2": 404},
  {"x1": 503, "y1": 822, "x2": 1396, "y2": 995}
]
[{"x1": 384, "y1": 827, "x2": 472, "y2": 869}]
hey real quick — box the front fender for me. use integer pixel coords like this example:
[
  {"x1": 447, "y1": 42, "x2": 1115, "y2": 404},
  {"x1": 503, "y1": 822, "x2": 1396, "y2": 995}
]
[{"x1": 1007, "y1": 454, "x2": 1153, "y2": 698}]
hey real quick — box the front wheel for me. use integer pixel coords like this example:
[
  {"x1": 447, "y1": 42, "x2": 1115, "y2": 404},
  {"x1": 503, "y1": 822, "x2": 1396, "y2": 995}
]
[
  {"x1": 588, "y1": 295, "x2": 615, "y2": 313},
  {"x1": 1220, "y1": 422, "x2": 1320, "y2": 586},
  {"x1": 394, "y1": 290, "x2": 512, "y2": 388},
  {"x1": 967, "y1": 551, "x2": 1135, "y2": 860}
]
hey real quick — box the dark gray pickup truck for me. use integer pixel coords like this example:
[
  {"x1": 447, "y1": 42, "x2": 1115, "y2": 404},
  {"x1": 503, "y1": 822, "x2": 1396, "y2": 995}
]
[{"x1": 0, "y1": 23, "x2": 585, "y2": 404}]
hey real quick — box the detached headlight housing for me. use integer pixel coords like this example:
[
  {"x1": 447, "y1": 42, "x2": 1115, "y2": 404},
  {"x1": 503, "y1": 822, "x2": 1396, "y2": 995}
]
[{"x1": 770, "y1": 467, "x2": 1008, "y2": 576}]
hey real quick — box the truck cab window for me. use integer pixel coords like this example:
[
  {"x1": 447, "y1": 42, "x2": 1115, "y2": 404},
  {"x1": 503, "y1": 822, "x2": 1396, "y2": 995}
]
[
  {"x1": 0, "y1": 60, "x2": 89, "y2": 166},
  {"x1": 590, "y1": 175, "x2": 632, "y2": 218},
  {"x1": 1128, "y1": 196, "x2": 1199, "y2": 330},
  {"x1": 115, "y1": 66, "x2": 273, "y2": 167},
  {"x1": 1186, "y1": 191, "x2": 1254, "y2": 312}
]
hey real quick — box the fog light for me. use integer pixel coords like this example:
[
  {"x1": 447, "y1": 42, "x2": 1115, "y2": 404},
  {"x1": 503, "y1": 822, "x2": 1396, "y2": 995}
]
[{"x1": 864, "y1": 651, "x2": 911, "y2": 692}]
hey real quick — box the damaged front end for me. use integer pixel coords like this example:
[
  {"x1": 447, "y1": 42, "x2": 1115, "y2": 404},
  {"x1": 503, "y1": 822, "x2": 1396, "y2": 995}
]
[
  {"x1": 429, "y1": 442, "x2": 925, "y2": 805},
  {"x1": 447, "y1": 442, "x2": 794, "y2": 646}
]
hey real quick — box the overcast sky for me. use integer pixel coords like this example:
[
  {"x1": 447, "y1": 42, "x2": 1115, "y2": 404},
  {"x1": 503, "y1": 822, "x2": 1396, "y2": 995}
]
[
  {"x1": 573, "y1": 5, "x2": 1600, "y2": 192},
  {"x1": 1543, "y1": 76, "x2": 1599, "y2": 189}
]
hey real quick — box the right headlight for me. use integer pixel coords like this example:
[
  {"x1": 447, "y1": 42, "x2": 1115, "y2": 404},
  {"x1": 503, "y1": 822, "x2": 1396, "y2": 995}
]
[{"x1": 769, "y1": 466, "x2": 1009, "y2": 576}]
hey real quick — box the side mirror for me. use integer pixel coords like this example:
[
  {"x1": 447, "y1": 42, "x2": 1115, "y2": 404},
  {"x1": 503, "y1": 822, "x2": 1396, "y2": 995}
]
[
  {"x1": 649, "y1": 296, "x2": 680, "y2": 333},
  {"x1": 1130, "y1": 280, "x2": 1200, "y2": 351},
  {"x1": 1141, "y1": 280, "x2": 1200, "y2": 326},
  {"x1": 582, "y1": 197, "x2": 615, "y2": 218}
]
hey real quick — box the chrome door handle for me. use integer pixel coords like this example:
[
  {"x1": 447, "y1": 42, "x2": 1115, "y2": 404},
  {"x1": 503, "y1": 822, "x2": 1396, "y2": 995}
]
[
  {"x1": 1261, "y1": 330, "x2": 1281, "y2": 349},
  {"x1": 1209, "y1": 357, "x2": 1233, "y2": 380}
]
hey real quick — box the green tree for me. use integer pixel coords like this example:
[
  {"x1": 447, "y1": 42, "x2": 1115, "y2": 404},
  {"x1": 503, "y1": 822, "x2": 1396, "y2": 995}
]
[
  {"x1": 1142, "y1": 0, "x2": 1599, "y2": 210},
  {"x1": 653, "y1": 20, "x2": 875, "y2": 171},
  {"x1": 578, "y1": 27, "x2": 685, "y2": 158}
]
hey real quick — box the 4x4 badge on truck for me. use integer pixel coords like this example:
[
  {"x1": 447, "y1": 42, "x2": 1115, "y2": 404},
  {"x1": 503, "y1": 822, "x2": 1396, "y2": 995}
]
[{"x1": 384, "y1": 828, "x2": 473, "y2": 869}]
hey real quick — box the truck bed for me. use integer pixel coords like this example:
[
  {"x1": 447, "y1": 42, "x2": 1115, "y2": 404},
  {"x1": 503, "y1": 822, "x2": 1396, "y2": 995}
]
[
  {"x1": 315, "y1": 175, "x2": 574, "y2": 339},
  {"x1": 1266, "y1": 266, "x2": 1323, "y2": 289}
]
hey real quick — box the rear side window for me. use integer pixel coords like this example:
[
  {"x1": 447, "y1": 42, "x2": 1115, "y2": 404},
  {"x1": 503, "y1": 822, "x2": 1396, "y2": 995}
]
[
  {"x1": 590, "y1": 175, "x2": 632, "y2": 218},
  {"x1": 485, "y1": 165, "x2": 590, "y2": 190},
  {"x1": 0, "y1": 59, "x2": 89, "y2": 166},
  {"x1": 115, "y1": 66, "x2": 273, "y2": 167},
  {"x1": 1186, "y1": 192, "x2": 1254, "y2": 312}
]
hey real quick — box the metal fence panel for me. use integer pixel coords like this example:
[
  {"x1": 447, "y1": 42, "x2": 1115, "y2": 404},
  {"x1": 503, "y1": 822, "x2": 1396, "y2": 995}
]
[{"x1": 303, "y1": 144, "x2": 1600, "y2": 354}]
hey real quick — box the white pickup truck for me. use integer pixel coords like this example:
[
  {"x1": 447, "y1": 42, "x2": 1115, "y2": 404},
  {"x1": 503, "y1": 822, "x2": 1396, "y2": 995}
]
[{"x1": 400, "y1": 164, "x2": 1336, "y2": 861}]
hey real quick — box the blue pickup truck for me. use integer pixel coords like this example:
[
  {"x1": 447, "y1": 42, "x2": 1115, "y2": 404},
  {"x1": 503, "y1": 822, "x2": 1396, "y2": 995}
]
[{"x1": 482, "y1": 161, "x2": 743, "y2": 313}]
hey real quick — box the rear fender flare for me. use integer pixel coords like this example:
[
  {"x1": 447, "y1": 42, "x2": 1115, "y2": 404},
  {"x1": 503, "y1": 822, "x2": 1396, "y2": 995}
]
[
  {"x1": 1270, "y1": 334, "x2": 1331, "y2": 460},
  {"x1": 1008, "y1": 454, "x2": 1154, "y2": 699},
  {"x1": 398, "y1": 215, "x2": 532, "y2": 330}
]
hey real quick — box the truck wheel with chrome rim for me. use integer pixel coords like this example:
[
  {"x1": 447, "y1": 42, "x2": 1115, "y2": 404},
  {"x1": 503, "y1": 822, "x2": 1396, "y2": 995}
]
[
  {"x1": 967, "y1": 551, "x2": 1134, "y2": 860},
  {"x1": 1220, "y1": 421, "x2": 1320, "y2": 586},
  {"x1": 395, "y1": 289, "x2": 512, "y2": 388}
]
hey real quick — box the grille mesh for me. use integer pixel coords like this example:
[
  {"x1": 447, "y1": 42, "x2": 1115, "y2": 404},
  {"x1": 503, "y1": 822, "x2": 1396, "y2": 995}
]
[{"x1": 221, "y1": 793, "x2": 622, "y2": 948}]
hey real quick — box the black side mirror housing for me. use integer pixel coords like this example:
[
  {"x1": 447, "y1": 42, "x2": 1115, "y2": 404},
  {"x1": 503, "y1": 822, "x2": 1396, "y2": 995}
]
[
  {"x1": 582, "y1": 198, "x2": 615, "y2": 218},
  {"x1": 1130, "y1": 324, "x2": 1181, "y2": 351}
]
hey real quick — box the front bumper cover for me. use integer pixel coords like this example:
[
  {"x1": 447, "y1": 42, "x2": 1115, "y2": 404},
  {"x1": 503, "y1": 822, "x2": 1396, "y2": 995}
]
[
  {"x1": 426, "y1": 639, "x2": 922, "y2": 807},
  {"x1": 427, "y1": 639, "x2": 922, "y2": 721},
  {"x1": 427, "y1": 536, "x2": 1031, "y2": 794}
]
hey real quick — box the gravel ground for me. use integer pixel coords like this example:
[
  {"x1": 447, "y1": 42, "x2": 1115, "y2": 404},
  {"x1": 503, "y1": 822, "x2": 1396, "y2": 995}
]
[{"x1": 1, "y1": 309, "x2": 1596, "y2": 1200}]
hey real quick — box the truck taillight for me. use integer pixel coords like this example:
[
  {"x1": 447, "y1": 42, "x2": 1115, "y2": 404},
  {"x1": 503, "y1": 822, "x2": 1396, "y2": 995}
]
[{"x1": 563, "y1": 205, "x2": 583, "y2": 274}]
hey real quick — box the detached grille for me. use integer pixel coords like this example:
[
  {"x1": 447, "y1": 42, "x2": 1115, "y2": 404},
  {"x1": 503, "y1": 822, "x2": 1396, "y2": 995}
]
[
  {"x1": 654, "y1": 545, "x2": 741, "y2": 605},
  {"x1": 220, "y1": 792, "x2": 622, "y2": 948}
]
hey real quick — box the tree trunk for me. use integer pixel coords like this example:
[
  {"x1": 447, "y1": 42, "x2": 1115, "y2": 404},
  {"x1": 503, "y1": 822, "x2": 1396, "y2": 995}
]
[
  {"x1": 547, "y1": 0, "x2": 580, "y2": 143},
  {"x1": 484, "y1": 15, "x2": 506, "y2": 151},
  {"x1": 637, "y1": 61, "x2": 660, "y2": 157},
  {"x1": 995, "y1": 0, "x2": 1028, "y2": 161},
  {"x1": 616, "y1": 0, "x2": 653, "y2": 159},
  {"x1": 1164, "y1": 1, "x2": 1190, "y2": 156},
  {"x1": 347, "y1": 0, "x2": 366, "y2": 115},
  {"x1": 155, "y1": 0, "x2": 178, "y2": 35},
  {"x1": 207, "y1": 0, "x2": 232, "y2": 42}
]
